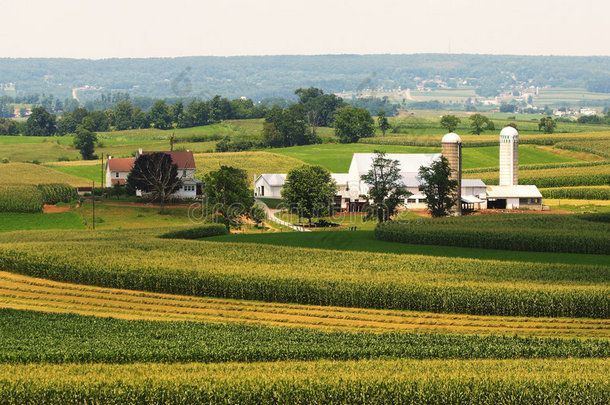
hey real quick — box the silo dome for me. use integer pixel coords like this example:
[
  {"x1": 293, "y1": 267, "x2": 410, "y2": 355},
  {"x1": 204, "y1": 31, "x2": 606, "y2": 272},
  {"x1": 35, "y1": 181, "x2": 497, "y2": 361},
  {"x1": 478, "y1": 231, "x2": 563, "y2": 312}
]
[
  {"x1": 442, "y1": 132, "x2": 462, "y2": 143},
  {"x1": 500, "y1": 126, "x2": 519, "y2": 137}
]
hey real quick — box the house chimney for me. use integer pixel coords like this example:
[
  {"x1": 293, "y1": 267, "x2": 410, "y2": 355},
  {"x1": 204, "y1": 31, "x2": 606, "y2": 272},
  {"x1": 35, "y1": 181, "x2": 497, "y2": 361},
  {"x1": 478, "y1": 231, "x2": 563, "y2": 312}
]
[{"x1": 138, "y1": 148, "x2": 142, "y2": 156}]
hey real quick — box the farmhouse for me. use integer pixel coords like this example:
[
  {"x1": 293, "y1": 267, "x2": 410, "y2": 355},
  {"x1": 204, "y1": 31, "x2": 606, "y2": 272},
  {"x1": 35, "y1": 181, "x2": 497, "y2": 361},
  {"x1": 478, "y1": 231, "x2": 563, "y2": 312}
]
[
  {"x1": 254, "y1": 126, "x2": 542, "y2": 212},
  {"x1": 105, "y1": 149, "x2": 200, "y2": 198}
]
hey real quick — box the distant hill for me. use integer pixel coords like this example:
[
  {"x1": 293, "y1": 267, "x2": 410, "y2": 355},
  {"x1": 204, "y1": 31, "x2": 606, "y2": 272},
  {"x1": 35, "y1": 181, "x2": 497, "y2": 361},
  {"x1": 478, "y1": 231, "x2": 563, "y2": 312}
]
[{"x1": 0, "y1": 54, "x2": 609, "y2": 101}]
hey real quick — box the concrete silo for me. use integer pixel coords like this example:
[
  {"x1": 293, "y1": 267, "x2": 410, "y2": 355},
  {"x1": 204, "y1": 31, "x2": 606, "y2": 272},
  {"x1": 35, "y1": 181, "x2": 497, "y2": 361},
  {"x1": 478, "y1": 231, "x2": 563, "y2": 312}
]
[
  {"x1": 499, "y1": 126, "x2": 519, "y2": 186},
  {"x1": 441, "y1": 132, "x2": 462, "y2": 215}
]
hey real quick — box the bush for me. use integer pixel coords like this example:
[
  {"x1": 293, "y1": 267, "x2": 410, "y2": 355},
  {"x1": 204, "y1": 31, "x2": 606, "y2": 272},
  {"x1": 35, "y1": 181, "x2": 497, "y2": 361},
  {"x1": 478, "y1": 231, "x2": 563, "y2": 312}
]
[{"x1": 158, "y1": 224, "x2": 229, "y2": 239}]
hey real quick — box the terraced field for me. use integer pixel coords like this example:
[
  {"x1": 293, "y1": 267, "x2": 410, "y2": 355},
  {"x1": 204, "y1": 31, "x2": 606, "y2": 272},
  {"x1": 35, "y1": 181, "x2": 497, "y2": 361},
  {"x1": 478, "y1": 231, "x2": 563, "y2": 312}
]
[{"x1": 1, "y1": 271, "x2": 607, "y2": 338}]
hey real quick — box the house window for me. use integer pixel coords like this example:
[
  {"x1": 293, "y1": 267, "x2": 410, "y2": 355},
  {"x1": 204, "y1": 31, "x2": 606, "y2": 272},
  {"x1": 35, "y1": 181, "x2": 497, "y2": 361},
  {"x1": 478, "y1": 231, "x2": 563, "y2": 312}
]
[
  {"x1": 183, "y1": 170, "x2": 187, "y2": 177},
  {"x1": 261, "y1": 186, "x2": 264, "y2": 196},
  {"x1": 115, "y1": 172, "x2": 119, "y2": 178}
]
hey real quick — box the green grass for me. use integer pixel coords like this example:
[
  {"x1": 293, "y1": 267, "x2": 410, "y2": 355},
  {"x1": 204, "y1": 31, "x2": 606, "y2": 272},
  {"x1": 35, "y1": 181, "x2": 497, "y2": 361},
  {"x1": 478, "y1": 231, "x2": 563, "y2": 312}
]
[
  {"x1": 47, "y1": 164, "x2": 104, "y2": 183},
  {"x1": 270, "y1": 144, "x2": 440, "y2": 172},
  {"x1": 268, "y1": 143, "x2": 580, "y2": 172},
  {"x1": 0, "y1": 212, "x2": 84, "y2": 233},
  {"x1": 207, "y1": 230, "x2": 610, "y2": 267},
  {"x1": 77, "y1": 201, "x2": 195, "y2": 230}
]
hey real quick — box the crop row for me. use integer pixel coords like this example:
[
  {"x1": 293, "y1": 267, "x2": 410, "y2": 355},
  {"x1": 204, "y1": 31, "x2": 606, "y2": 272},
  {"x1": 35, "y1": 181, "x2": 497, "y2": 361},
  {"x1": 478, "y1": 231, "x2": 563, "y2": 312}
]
[
  {"x1": 474, "y1": 163, "x2": 610, "y2": 187},
  {"x1": 0, "y1": 185, "x2": 43, "y2": 213},
  {"x1": 0, "y1": 359, "x2": 608, "y2": 404},
  {"x1": 0, "y1": 228, "x2": 607, "y2": 318},
  {"x1": 1, "y1": 309, "x2": 608, "y2": 364},
  {"x1": 541, "y1": 187, "x2": 610, "y2": 200},
  {"x1": 463, "y1": 160, "x2": 610, "y2": 174},
  {"x1": 374, "y1": 214, "x2": 610, "y2": 255},
  {"x1": 556, "y1": 140, "x2": 610, "y2": 159}
]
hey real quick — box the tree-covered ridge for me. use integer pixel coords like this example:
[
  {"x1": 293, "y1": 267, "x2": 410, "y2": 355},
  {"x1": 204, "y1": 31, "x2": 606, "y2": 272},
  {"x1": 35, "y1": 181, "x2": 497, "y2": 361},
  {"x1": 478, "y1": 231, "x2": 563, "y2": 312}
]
[{"x1": 0, "y1": 54, "x2": 609, "y2": 100}]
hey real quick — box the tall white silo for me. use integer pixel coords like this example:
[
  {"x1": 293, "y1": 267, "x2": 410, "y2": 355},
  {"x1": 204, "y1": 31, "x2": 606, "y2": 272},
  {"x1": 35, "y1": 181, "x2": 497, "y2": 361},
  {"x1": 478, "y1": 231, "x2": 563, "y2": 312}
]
[
  {"x1": 499, "y1": 126, "x2": 518, "y2": 186},
  {"x1": 441, "y1": 132, "x2": 462, "y2": 215}
]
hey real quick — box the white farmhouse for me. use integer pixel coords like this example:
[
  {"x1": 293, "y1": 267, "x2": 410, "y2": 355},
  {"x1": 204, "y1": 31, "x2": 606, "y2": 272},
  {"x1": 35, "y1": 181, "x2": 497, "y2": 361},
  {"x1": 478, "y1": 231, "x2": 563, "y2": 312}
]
[{"x1": 105, "y1": 149, "x2": 200, "y2": 198}]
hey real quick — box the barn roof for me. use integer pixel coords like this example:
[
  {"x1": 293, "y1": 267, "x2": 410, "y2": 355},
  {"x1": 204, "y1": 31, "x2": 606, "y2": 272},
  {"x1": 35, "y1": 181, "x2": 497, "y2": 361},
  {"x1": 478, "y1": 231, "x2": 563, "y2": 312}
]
[{"x1": 486, "y1": 185, "x2": 542, "y2": 199}]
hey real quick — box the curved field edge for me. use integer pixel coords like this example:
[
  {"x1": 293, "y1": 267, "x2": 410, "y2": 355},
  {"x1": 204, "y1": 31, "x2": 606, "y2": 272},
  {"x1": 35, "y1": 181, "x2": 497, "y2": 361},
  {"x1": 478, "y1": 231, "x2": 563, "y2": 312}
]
[
  {"x1": 0, "y1": 229, "x2": 608, "y2": 319},
  {"x1": 0, "y1": 359, "x2": 608, "y2": 405},
  {"x1": 1, "y1": 271, "x2": 608, "y2": 338}
]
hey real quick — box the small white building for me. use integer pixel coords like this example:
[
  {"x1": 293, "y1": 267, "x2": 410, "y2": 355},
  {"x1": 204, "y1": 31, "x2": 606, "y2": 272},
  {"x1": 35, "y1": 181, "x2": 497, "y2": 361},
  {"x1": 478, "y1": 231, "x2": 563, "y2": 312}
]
[
  {"x1": 486, "y1": 185, "x2": 543, "y2": 210},
  {"x1": 105, "y1": 157, "x2": 134, "y2": 187}
]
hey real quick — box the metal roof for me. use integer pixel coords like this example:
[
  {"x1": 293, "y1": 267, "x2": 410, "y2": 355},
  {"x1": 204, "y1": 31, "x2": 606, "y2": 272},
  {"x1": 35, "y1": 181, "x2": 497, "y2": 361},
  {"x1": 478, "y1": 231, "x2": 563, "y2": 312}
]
[
  {"x1": 462, "y1": 179, "x2": 486, "y2": 188},
  {"x1": 256, "y1": 173, "x2": 287, "y2": 186},
  {"x1": 486, "y1": 185, "x2": 542, "y2": 199},
  {"x1": 351, "y1": 153, "x2": 442, "y2": 175}
]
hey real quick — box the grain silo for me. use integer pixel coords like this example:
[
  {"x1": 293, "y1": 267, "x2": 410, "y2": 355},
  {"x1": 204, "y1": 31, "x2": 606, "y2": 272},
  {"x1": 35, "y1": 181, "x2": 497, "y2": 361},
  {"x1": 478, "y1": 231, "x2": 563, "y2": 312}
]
[
  {"x1": 441, "y1": 132, "x2": 462, "y2": 215},
  {"x1": 499, "y1": 126, "x2": 519, "y2": 186}
]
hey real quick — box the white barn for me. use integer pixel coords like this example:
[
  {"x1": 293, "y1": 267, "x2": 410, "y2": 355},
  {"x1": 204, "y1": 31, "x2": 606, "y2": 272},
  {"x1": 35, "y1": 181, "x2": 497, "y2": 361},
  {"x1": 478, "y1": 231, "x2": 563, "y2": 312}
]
[{"x1": 254, "y1": 153, "x2": 487, "y2": 211}]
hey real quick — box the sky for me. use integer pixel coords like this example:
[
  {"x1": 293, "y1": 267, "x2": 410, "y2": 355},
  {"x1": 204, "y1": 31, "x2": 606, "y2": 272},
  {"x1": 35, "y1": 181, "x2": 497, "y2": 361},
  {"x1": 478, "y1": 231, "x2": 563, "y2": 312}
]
[{"x1": 1, "y1": 0, "x2": 609, "y2": 58}]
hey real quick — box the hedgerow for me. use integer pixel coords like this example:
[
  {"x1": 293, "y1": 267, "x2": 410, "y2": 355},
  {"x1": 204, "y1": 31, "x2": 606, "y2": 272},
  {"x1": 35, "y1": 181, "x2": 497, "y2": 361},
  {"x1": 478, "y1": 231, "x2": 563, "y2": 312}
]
[
  {"x1": 158, "y1": 224, "x2": 228, "y2": 239},
  {"x1": 374, "y1": 214, "x2": 610, "y2": 255}
]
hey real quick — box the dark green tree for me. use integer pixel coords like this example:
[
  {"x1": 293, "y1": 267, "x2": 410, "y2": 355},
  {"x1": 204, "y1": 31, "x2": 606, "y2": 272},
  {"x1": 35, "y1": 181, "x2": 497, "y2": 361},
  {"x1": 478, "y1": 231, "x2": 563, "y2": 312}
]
[
  {"x1": 440, "y1": 115, "x2": 461, "y2": 132},
  {"x1": 56, "y1": 115, "x2": 77, "y2": 135},
  {"x1": 469, "y1": 113, "x2": 493, "y2": 135},
  {"x1": 418, "y1": 156, "x2": 458, "y2": 217},
  {"x1": 295, "y1": 87, "x2": 346, "y2": 127},
  {"x1": 114, "y1": 100, "x2": 133, "y2": 130},
  {"x1": 281, "y1": 165, "x2": 337, "y2": 225},
  {"x1": 538, "y1": 116, "x2": 557, "y2": 134},
  {"x1": 360, "y1": 151, "x2": 411, "y2": 222},
  {"x1": 202, "y1": 165, "x2": 254, "y2": 229},
  {"x1": 334, "y1": 106, "x2": 374, "y2": 143},
  {"x1": 73, "y1": 126, "x2": 98, "y2": 160},
  {"x1": 377, "y1": 110, "x2": 390, "y2": 136},
  {"x1": 150, "y1": 100, "x2": 172, "y2": 129},
  {"x1": 25, "y1": 107, "x2": 56, "y2": 136},
  {"x1": 126, "y1": 152, "x2": 182, "y2": 211}
]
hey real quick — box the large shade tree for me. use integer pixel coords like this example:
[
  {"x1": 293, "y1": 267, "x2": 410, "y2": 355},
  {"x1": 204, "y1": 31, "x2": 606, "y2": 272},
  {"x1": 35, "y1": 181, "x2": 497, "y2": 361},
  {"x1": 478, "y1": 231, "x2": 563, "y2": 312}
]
[
  {"x1": 25, "y1": 107, "x2": 56, "y2": 137},
  {"x1": 126, "y1": 152, "x2": 182, "y2": 210},
  {"x1": 281, "y1": 165, "x2": 337, "y2": 225},
  {"x1": 418, "y1": 156, "x2": 458, "y2": 217},
  {"x1": 202, "y1": 165, "x2": 254, "y2": 229},
  {"x1": 334, "y1": 106, "x2": 375, "y2": 143},
  {"x1": 73, "y1": 126, "x2": 97, "y2": 160},
  {"x1": 360, "y1": 151, "x2": 411, "y2": 222}
]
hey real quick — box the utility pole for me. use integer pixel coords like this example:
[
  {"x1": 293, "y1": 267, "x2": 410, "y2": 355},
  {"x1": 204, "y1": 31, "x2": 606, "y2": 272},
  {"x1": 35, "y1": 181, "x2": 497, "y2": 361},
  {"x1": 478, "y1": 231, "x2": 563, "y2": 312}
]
[
  {"x1": 92, "y1": 181, "x2": 95, "y2": 230},
  {"x1": 101, "y1": 153, "x2": 104, "y2": 189}
]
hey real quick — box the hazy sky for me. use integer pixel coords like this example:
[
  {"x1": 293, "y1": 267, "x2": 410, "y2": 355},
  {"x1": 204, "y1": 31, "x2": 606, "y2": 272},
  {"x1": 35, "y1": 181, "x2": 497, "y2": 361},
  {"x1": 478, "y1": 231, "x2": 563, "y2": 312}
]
[{"x1": 2, "y1": 0, "x2": 608, "y2": 58}]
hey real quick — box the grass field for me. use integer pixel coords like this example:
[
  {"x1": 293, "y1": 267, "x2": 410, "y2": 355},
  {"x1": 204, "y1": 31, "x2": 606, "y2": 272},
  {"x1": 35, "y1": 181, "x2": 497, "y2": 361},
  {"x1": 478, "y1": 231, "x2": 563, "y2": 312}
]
[
  {"x1": 0, "y1": 163, "x2": 90, "y2": 186},
  {"x1": 270, "y1": 143, "x2": 581, "y2": 172},
  {"x1": 77, "y1": 201, "x2": 195, "y2": 229},
  {"x1": 0, "y1": 212, "x2": 83, "y2": 232},
  {"x1": 194, "y1": 151, "x2": 307, "y2": 180},
  {"x1": 208, "y1": 230, "x2": 609, "y2": 267}
]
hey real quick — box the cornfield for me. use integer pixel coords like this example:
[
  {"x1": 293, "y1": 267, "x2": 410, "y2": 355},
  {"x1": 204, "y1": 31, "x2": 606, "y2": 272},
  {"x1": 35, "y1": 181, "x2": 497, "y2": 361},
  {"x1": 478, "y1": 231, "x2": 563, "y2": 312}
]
[
  {"x1": 374, "y1": 214, "x2": 610, "y2": 255},
  {"x1": 0, "y1": 185, "x2": 43, "y2": 213},
  {"x1": 0, "y1": 227, "x2": 607, "y2": 318},
  {"x1": 541, "y1": 187, "x2": 610, "y2": 200},
  {"x1": 0, "y1": 359, "x2": 607, "y2": 404}
]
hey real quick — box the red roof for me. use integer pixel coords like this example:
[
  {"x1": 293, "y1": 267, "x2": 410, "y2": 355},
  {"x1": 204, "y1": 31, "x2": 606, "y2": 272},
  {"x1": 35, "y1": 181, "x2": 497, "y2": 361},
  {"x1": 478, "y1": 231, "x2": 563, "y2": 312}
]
[
  {"x1": 107, "y1": 158, "x2": 135, "y2": 172},
  {"x1": 137, "y1": 150, "x2": 196, "y2": 169}
]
